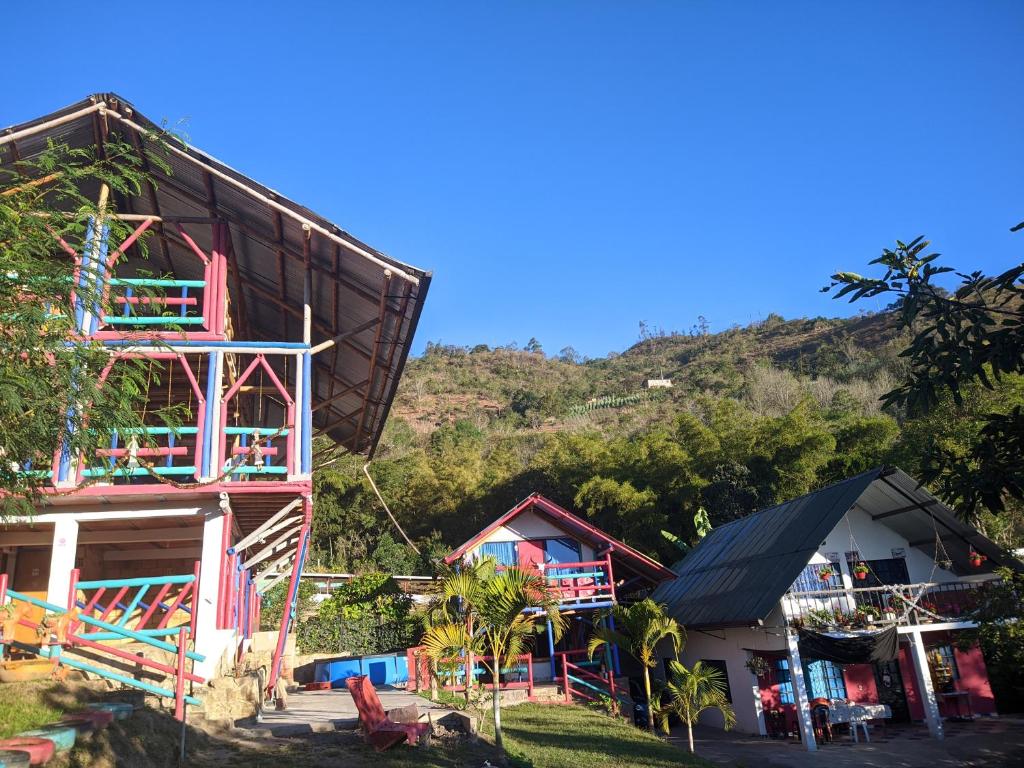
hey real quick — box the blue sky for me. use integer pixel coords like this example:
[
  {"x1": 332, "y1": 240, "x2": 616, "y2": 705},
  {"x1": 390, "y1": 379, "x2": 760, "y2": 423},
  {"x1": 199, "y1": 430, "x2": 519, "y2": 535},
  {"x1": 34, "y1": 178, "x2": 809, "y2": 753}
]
[{"x1": 3, "y1": 2, "x2": 1022, "y2": 357}]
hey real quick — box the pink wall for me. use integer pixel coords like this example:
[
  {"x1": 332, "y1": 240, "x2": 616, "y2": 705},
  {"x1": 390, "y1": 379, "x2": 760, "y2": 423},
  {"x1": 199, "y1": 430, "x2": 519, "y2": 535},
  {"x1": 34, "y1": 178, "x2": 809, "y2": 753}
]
[
  {"x1": 843, "y1": 663, "x2": 880, "y2": 704},
  {"x1": 897, "y1": 634, "x2": 996, "y2": 720}
]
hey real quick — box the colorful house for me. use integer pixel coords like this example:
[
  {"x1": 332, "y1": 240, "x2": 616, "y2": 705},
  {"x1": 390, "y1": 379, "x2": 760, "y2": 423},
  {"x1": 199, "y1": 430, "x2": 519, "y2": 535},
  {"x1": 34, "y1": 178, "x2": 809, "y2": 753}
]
[
  {"x1": 442, "y1": 494, "x2": 676, "y2": 698},
  {"x1": 0, "y1": 94, "x2": 429, "y2": 709},
  {"x1": 653, "y1": 467, "x2": 1023, "y2": 750}
]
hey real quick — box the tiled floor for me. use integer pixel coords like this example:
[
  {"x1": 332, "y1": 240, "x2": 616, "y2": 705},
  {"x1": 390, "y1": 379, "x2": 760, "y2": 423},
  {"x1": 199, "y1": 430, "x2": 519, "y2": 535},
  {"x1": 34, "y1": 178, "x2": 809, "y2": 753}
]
[{"x1": 670, "y1": 717, "x2": 1024, "y2": 768}]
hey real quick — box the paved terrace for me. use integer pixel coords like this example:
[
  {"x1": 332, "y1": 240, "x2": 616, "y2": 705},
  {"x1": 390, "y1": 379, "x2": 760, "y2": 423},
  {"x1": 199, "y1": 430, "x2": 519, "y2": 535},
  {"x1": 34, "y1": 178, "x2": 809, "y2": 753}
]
[
  {"x1": 673, "y1": 716, "x2": 1024, "y2": 768},
  {"x1": 237, "y1": 686, "x2": 456, "y2": 737}
]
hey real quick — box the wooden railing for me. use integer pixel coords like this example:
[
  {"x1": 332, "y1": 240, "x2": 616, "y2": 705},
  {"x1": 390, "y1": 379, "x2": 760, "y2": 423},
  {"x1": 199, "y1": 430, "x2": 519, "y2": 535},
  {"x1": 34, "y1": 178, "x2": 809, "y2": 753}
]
[
  {"x1": 439, "y1": 653, "x2": 535, "y2": 698},
  {"x1": 539, "y1": 557, "x2": 616, "y2": 607},
  {"x1": 560, "y1": 656, "x2": 628, "y2": 713}
]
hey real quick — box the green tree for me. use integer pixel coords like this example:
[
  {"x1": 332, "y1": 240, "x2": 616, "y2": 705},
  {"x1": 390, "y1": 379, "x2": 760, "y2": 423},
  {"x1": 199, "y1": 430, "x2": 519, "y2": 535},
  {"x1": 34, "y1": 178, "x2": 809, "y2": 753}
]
[
  {"x1": 588, "y1": 599, "x2": 685, "y2": 732},
  {"x1": 422, "y1": 565, "x2": 565, "y2": 756},
  {"x1": 664, "y1": 659, "x2": 736, "y2": 753},
  {"x1": 827, "y1": 235, "x2": 1024, "y2": 515},
  {"x1": 0, "y1": 136, "x2": 176, "y2": 512}
]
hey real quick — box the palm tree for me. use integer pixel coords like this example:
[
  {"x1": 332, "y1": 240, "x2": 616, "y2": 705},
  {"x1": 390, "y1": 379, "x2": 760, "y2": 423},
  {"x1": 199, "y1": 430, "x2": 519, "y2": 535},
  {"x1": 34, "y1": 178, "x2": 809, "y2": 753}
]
[
  {"x1": 665, "y1": 659, "x2": 736, "y2": 753},
  {"x1": 587, "y1": 598, "x2": 684, "y2": 731},
  {"x1": 422, "y1": 565, "x2": 565, "y2": 756},
  {"x1": 422, "y1": 557, "x2": 495, "y2": 703}
]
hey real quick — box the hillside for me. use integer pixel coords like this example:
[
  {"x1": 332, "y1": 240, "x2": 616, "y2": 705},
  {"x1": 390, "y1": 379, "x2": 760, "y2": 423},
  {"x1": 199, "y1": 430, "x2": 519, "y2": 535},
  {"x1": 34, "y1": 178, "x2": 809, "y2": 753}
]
[{"x1": 305, "y1": 309, "x2": 1022, "y2": 578}]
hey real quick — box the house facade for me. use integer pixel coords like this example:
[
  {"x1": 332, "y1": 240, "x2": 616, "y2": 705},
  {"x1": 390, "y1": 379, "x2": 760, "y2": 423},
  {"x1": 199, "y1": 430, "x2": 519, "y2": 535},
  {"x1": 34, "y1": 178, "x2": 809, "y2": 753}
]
[
  {"x1": 653, "y1": 467, "x2": 1022, "y2": 751},
  {"x1": 0, "y1": 95, "x2": 428, "y2": 708},
  {"x1": 442, "y1": 494, "x2": 676, "y2": 696}
]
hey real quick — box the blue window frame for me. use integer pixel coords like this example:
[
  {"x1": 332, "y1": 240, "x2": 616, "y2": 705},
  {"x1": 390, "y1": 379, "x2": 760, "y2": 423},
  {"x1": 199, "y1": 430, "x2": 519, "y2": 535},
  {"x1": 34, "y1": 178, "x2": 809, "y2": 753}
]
[
  {"x1": 776, "y1": 659, "x2": 795, "y2": 704},
  {"x1": 806, "y1": 659, "x2": 847, "y2": 700},
  {"x1": 479, "y1": 541, "x2": 518, "y2": 567}
]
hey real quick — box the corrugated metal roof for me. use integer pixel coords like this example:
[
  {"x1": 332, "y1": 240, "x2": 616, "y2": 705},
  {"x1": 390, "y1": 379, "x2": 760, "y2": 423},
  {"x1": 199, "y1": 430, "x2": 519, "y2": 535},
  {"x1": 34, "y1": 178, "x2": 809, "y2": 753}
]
[
  {"x1": 0, "y1": 94, "x2": 430, "y2": 455},
  {"x1": 652, "y1": 467, "x2": 1023, "y2": 629}
]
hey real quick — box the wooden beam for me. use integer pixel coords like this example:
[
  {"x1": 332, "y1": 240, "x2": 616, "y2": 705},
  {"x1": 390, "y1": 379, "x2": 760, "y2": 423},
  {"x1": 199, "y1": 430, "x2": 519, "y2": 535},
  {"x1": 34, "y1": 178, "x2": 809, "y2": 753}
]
[
  {"x1": 103, "y1": 546, "x2": 203, "y2": 561},
  {"x1": 1, "y1": 527, "x2": 204, "y2": 547}
]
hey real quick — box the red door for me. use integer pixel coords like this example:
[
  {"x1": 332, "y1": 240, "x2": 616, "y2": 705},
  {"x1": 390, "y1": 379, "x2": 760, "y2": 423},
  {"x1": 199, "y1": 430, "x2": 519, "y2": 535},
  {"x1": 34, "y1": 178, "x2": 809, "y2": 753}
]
[{"x1": 517, "y1": 540, "x2": 544, "y2": 571}]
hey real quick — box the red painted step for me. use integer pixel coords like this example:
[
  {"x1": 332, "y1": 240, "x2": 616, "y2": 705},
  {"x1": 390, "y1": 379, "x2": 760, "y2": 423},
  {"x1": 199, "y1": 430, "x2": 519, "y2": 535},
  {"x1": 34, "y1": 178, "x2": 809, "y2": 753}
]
[
  {"x1": 0, "y1": 738, "x2": 54, "y2": 766},
  {"x1": 60, "y1": 708, "x2": 114, "y2": 731}
]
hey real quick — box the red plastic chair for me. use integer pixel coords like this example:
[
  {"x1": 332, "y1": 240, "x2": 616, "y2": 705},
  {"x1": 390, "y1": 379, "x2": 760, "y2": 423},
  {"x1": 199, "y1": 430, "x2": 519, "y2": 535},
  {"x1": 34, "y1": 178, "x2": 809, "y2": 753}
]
[{"x1": 345, "y1": 675, "x2": 430, "y2": 751}]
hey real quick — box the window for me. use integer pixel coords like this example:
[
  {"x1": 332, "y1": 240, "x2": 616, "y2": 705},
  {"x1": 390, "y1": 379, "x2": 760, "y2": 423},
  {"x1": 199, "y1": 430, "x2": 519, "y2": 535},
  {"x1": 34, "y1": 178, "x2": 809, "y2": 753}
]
[
  {"x1": 776, "y1": 659, "x2": 794, "y2": 704},
  {"x1": 479, "y1": 541, "x2": 518, "y2": 567},
  {"x1": 806, "y1": 659, "x2": 847, "y2": 700},
  {"x1": 929, "y1": 644, "x2": 959, "y2": 687},
  {"x1": 543, "y1": 538, "x2": 581, "y2": 565},
  {"x1": 700, "y1": 659, "x2": 732, "y2": 703},
  {"x1": 792, "y1": 562, "x2": 840, "y2": 591}
]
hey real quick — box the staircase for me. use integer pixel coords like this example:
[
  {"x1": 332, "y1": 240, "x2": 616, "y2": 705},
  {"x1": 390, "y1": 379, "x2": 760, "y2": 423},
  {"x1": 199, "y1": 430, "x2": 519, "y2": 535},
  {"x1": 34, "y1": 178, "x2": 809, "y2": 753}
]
[
  {"x1": 559, "y1": 657, "x2": 632, "y2": 715},
  {"x1": 0, "y1": 567, "x2": 205, "y2": 721}
]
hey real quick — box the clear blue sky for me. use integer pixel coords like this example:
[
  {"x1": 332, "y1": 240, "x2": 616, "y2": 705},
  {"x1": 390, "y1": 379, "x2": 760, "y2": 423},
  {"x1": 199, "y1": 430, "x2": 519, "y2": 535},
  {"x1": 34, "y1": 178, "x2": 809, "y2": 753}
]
[{"x1": 4, "y1": 2, "x2": 1022, "y2": 357}]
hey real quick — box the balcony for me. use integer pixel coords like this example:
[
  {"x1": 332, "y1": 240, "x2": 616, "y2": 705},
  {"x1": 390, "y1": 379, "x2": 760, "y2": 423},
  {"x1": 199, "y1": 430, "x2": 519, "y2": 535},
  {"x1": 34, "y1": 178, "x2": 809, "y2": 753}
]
[
  {"x1": 539, "y1": 558, "x2": 616, "y2": 609},
  {"x1": 781, "y1": 580, "x2": 994, "y2": 630}
]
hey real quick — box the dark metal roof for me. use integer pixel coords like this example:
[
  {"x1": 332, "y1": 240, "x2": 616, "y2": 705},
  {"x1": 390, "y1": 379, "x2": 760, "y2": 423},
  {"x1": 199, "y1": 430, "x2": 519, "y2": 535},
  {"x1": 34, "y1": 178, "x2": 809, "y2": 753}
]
[
  {"x1": 652, "y1": 467, "x2": 1023, "y2": 629},
  {"x1": 0, "y1": 94, "x2": 430, "y2": 456}
]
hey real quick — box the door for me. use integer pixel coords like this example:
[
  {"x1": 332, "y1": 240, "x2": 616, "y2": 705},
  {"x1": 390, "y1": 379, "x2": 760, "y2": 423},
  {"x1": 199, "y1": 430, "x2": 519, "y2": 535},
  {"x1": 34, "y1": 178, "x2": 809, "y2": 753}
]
[
  {"x1": 873, "y1": 659, "x2": 910, "y2": 722},
  {"x1": 517, "y1": 540, "x2": 545, "y2": 571}
]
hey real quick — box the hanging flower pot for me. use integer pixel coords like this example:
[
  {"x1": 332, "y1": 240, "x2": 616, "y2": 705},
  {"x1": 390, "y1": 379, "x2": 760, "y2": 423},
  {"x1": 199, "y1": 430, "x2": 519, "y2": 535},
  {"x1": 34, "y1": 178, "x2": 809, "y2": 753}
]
[
  {"x1": 853, "y1": 562, "x2": 869, "y2": 581},
  {"x1": 818, "y1": 565, "x2": 835, "y2": 582},
  {"x1": 969, "y1": 550, "x2": 985, "y2": 568}
]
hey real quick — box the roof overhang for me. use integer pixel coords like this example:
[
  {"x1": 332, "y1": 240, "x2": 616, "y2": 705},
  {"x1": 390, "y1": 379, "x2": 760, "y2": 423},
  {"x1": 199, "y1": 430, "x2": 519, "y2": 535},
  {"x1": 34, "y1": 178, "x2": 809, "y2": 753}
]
[{"x1": 0, "y1": 94, "x2": 431, "y2": 455}]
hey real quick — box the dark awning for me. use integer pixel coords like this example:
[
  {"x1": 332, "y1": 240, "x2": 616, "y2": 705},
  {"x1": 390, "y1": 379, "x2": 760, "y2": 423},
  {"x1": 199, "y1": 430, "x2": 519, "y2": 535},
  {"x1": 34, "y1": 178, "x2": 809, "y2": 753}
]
[{"x1": 798, "y1": 627, "x2": 899, "y2": 664}]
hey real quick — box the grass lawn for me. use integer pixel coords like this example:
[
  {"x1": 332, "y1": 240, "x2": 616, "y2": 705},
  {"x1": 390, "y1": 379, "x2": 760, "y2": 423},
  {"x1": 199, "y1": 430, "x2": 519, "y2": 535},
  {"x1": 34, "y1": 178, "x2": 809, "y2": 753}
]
[
  {"x1": 195, "y1": 703, "x2": 711, "y2": 768},
  {"x1": 0, "y1": 680, "x2": 65, "y2": 738},
  {"x1": 492, "y1": 704, "x2": 712, "y2": 768}
]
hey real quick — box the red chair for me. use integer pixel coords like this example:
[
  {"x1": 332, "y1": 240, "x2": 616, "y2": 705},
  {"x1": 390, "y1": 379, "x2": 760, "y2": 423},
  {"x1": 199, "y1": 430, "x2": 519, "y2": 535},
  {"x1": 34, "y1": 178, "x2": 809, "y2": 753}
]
[{"x1": 345, "y1": 675, "x2": 430, "y2": 751}]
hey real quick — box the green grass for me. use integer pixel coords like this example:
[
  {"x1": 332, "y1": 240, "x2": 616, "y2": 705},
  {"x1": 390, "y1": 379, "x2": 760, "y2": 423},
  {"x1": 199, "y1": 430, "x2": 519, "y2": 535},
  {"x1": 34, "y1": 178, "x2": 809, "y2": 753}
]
[
  {"x1": 0, "y1": 681, "x2": 65, "y2": 738},
  {"x1": 489, "y1": 704, "x2": 710, "y2": 768}
]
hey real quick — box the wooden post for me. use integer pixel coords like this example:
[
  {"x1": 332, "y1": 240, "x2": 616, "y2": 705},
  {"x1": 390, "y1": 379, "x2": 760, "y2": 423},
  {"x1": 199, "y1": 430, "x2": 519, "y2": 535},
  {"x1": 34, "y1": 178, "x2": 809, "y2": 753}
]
[
  {"x1": 562, "y1": 655, "x2": 570, "y2": 703},
  {"x1": 189, "y1": 560, "x2": 200, "y2": 638},
  {"x1": 174, "y1": 627, "x2": 187, "y2": 721},
  {"x1": 67, "y1": 568, "x2": 80, "y2": 613}
]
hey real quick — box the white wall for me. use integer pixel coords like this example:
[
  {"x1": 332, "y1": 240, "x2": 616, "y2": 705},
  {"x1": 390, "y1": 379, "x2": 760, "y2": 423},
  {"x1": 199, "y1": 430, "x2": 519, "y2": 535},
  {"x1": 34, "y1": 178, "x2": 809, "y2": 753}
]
[
  {"x1": 671, "y1": 626, "x2": 786, "y2": 735},
  {"x1": 817, "y1": 506, "x2": 957, "y2": 584}
]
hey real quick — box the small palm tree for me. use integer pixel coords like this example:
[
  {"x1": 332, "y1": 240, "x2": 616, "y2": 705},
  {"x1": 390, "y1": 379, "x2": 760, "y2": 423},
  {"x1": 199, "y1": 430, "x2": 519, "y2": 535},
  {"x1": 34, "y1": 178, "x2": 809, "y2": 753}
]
[
  {"x1": 422, "y1": 557, "x2": 496, "y2": 703},
  {"x1": 665, "y1": 659, "x2": 736, "y2": 753},
  {"x1": 422, "y1": 565, "x2": 565, "y2": 756},
  {"x1": 587, "y1": 598, "x2": 684, "y2": 731}
]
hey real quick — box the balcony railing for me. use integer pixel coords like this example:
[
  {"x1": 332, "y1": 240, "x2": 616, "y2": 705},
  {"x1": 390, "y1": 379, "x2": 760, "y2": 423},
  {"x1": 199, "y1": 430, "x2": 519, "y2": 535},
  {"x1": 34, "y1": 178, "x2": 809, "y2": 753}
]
[
  {"x1": 540, "y1": 558, "x2": 616, "y2": 608},
  {"x1": 781, "y1": 580, "x2": 994, "y2": 630}
]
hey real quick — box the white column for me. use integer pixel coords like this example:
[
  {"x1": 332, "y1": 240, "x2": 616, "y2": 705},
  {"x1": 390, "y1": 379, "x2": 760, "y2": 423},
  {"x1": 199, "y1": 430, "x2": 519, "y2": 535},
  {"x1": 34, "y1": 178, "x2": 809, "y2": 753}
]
[
  {"x1": 909, "y1": 630, "x2": 944, "y2": 740},
  {"x1": 193, "y1": 507, "x2": 232, "y2": 680},
  {"x1": 46, "y1": 518, "x2": 79, "y2": 608},
  {"x1": 747, "y1": 652, "x2": 767, "y2": 737},
  {"x1": 785, "y1": 630, "x2": 817, "y2": 751}
]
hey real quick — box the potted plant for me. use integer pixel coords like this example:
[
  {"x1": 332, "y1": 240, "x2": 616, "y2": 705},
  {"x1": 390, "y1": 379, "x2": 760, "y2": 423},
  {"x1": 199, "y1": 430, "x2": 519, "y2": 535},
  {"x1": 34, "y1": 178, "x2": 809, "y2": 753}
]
[
  {"x1": 853, "y1": 562, "x2": 869, "y2": 581},
  {"x1": 856, "y1": 606, "x2": 879, "y2": 629},
  {"x1": 817, "y1": 565, "x2": 835, "y2": 582},
  {"x1": 969, "y1": 550, "x2": 985, "y2": 568},
  {"x1": 745, "y1": 655, "x2": 771, "y2": 678}
]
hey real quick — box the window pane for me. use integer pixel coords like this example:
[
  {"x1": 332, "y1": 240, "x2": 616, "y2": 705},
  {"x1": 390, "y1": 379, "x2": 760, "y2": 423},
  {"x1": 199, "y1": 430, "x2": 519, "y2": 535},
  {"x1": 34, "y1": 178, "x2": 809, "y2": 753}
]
[
  {"x1": 776, "y1": 659, "x2": 794, "y2": 705},
  {"x1": 479, "y1": 541, "x2": 518, "y2": 567},
  {"x1": 806, "y1": 659, "x2": 847, "y2": 700},
  {"x1": 543, "y1": 538, "x2": 581, "y2": 565}
]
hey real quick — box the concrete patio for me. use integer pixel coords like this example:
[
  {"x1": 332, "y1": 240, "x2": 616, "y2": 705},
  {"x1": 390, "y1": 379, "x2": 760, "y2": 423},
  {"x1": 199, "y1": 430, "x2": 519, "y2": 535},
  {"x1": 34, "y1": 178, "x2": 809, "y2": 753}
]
[
  {"x1": 235, "y1": 685, "x2": 457, "y2": 737},
  {"x1": 671, "y1": 716, "x2": 1024, "y2": 768}
]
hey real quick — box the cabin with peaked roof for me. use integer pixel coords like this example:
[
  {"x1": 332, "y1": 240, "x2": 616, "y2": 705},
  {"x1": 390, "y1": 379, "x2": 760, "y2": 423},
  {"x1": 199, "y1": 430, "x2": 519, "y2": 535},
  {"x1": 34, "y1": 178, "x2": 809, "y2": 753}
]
[
  {"x1": 653, "y1": 467, "x2": 1023, "y2": 751},
  {"x1": 437, "y1": 493, "x2": 675, "y2": 701},
  {"x1": 0, "y1": 94, "x2": 428, "y2": 713}
]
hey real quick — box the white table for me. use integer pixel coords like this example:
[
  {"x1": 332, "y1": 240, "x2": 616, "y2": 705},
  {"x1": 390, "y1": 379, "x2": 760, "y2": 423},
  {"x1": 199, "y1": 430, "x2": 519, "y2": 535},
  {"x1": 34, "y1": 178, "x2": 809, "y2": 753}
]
[{"x1": 828, "y1": 701, "x2": 891, "y2": 742}]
